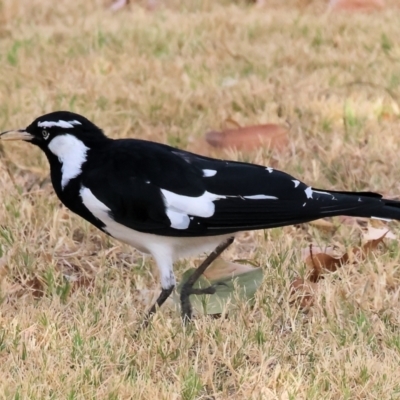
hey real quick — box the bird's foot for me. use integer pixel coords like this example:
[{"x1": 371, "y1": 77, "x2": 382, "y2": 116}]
[
  {"x1": 180, "y1": 281, "x2": 226, "y2": 322},
  {"x1": 136, "y1": 286, "x2": 175, "y2": 332},
  {"x1": 179, "y1": 237, "x2": 235, "y2": 323}
]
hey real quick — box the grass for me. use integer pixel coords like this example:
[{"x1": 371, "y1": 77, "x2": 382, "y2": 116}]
[{"x1": 1, "y1": 0, "x2": 400, "y2": 398}]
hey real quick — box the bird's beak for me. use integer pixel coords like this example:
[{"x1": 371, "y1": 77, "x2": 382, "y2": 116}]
[{"x1": 0, "y1": 129, "x2": 34, "y2": 141}]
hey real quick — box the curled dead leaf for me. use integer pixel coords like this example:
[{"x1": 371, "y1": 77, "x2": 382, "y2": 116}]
[
  {"x1": 290, "y1": 278, "x2": 318, "y2": 309},
  {"x1": 306, "y1": 252, "x2": 343, "y2": 282},
  {"x1": 202, "y1": 258, "x2": 257, "y2": 281},
  {"x1": 363, "y1": 226, "x2": 396, "y2": 241},
  {"x1": 304, "y1": 228, "x2": 394, "y2": 282},
  {"x1": 205, "y1": 124, "x2": 289, "y2": 152}
]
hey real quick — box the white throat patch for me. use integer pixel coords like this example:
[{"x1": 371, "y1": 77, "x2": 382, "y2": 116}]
[{"x1": 48, "y1": 134, "x2": 89, "y2": 189}]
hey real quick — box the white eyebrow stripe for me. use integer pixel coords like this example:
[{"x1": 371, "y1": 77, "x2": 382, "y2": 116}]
[{"x1": 38, "y1": 120, "x2": 82, "y2": 129}]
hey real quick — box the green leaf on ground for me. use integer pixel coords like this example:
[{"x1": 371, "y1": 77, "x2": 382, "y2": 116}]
[{"x1": 173, "y1": 263, "x2": 264, "y2": 315}]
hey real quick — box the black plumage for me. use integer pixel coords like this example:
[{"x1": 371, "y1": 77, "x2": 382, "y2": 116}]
[{"x1": 1, "y1": 110, "x2": 400, "y2": 322}]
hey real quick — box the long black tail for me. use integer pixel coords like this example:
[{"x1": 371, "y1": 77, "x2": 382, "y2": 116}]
[{"x1": 312, "y1": 188, "x2": 400, "y2": 221}]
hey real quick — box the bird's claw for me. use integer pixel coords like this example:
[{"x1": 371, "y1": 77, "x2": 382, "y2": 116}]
[{"x1": 185, "y1": 281, "x2": 227, "y2": 296}]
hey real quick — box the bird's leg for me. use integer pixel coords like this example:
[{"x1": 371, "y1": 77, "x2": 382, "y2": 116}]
[
  {"x1": 180, "y1": 236, "x2": 235, "y2": 322},
  {"x1": 139, "y1": 257, "x2": 177, "y2": 328},
  {"x1": 141, "y1": 286, "x2": 175, "y2": 328}
]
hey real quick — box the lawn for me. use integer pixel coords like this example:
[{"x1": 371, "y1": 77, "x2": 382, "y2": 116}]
[{"x1": 0, "y1": 0, "x2": 400, "y2": 398}]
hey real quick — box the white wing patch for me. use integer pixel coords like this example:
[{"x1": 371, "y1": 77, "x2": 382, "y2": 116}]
[
  {"x1": 202, "y1": 169, "x2": 217, "y2": 177},
  {"x1": 304, "y1": 187, "x2": 313, "y2": 199},
  {"x1": 161, "y1": 189, "x2": 225, "y2": 230},
  {"x1": 292, "y1": 180, "x2": 300, "y2": 188},
  {"x1": 304, "y1": 187, "x2": 336, "y2": 200},
  {"x1": 38, "y1": 120, "x2": 82, "y2": 129},
  {"x1": 266, "y1": 167, "x2": 274, "y2": 173},
  {"x1": 48, "y1": 134, "x2": 89, "y2": 189},
  {"x1": 313, "y1": 189, "x2": 336, "y2": 199},
  {"x1": 243, "y1": 195, "x2": 278, "y2": 200}
]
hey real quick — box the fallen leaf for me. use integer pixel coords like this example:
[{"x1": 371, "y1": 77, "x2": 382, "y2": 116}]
[
  {"x1": 289, "y1": 278, "x2": 318, "y2": 308},
  {"x1": 363, "y1": 226, "x2": 396, "y2": 241},
  {"x1": 202, "y1": 258, "x2": 257, "y2": 281},
  {"x1": 304, "y1": 228, "x2": 393, "y2": 282},
  {"x1": 129, "y1": 259, "x2": 263, "y2": 316},
  {"x1": 205, "y1": 123, "x2": 289, "y2": 152},
  {"x1": 306, "y1": 252, "x2": 343, "y2": 282},
  {"x1": 328, "y1": 0, "x2": 385, "y2": 12},
  {"x1": 175, "y1": 263, "x2": 264, "y2": 315},
  {"x1": 300, "y1": 245, "x2": 336, "y2": 261}
]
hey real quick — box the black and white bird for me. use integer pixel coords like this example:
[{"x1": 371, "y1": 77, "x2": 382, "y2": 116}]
[{"x1": 2, "y1": 111, "x2": 400, "y2": 322}]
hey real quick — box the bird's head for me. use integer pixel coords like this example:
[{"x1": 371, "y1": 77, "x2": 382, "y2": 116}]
[{"x1": 0, "y1": 111, "x2": 108, "y2": 153}]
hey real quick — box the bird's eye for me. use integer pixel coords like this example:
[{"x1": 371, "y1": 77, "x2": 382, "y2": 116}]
[{"x1": 42, "y1": 129, "x2": 50, "y2": 140}]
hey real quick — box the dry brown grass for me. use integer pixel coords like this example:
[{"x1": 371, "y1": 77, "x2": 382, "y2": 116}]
[{"x1": 1, "y1": 0, "x2": 400, "y2": 398}]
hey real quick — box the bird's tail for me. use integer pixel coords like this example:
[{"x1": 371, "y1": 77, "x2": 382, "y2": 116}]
[{"x1": 312, "y1": 188, "x2": 400, "y2": 221}]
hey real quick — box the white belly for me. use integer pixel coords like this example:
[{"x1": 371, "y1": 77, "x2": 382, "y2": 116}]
[{"x1": 79, "y1": 186, "x2": 233, "y2": 261}]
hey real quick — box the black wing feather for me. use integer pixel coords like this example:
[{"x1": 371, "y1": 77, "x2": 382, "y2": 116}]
[{"x1": 79, "y1": 139, "x2": 395, "y2": 237}]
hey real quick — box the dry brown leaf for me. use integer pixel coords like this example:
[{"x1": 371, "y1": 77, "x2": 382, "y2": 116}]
[
  {"x1": 300, "y1": 245, "x2": 336, "y2": 261},
  {"x1": 344, "y1": 229, "x2": 391, "y2": 263},
  {"x1": 369, "y1": 218, "x2": 389, "y2": 228},
  {"x1": 328, "y1": 0, "x2": 385, "y2": 12},
  {"x1": 202, "y1": 258, "x2": 257, "y2": 281},
  {"x1": 363, "y1": 226, "x2": 396, "y2": 241},
  {"x1": 306, "y1": 252, "x2": 343, "y2": 282},
  {"x1": 305, "y1": 229, "x2": 392, "y2": 282},
  {"x1": 290, "y1": 278, "x2": 318, "y2": 308},
  {"x1": 205, "y1": 124, "x2": 289, "y2": 152}
]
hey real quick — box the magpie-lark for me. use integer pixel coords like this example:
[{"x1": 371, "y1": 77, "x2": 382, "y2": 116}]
[{"x1": 2, "y1": 111, "x2": 400, "y2": 322}]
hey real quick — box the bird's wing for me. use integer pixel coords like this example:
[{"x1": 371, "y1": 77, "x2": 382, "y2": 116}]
[{"x1": 80, "y1": 140, "x2": 361, "y2": 237}]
